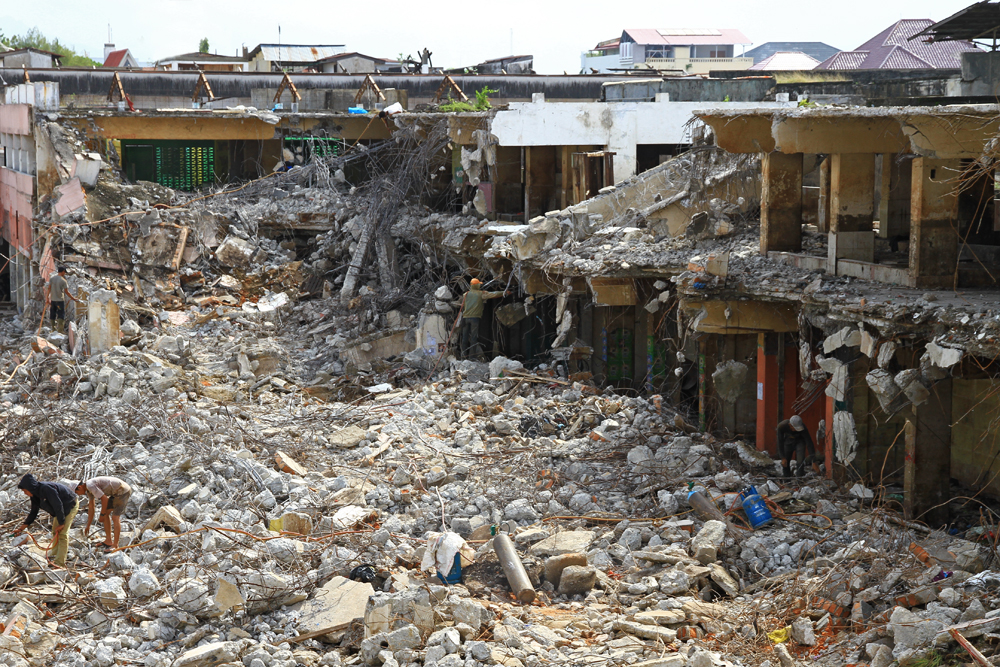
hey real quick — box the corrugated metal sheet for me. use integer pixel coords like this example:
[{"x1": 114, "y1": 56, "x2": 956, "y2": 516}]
[
  {"x1": 623, "y1": 28, "x2": 750, "y2": 46},
  {"x1": 257, "y1": 45, "x2": 345, "y2": 63},
  {"x1": 749, "y1": 52, "x2": 820, "y2": 71}
]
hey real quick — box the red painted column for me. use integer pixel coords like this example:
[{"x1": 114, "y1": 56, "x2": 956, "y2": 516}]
[{"x1": 756, "y1": 333, "x2": 780, "y2": 455}]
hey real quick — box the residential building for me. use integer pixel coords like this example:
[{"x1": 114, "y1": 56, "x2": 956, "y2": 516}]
[
  {"x1": 315, "y1": 52, "x2": 402, "y2": 74},
  {"x1": 749, "y1": 52, "x2": 820, "y2": 71},
  {"x1": 155, "y1": 52, "x2": 248, "y2": 72},
  {"x1": 103, "y1": 43, "x2": 139, "y2": 69},
  {"x1": 0, "y1": 48, "x2": 61, "y2": 69},
  {"x1": 581, "y1": 38, "x2": 622, "y2": 73},
  {"x1": 582, "y1": 29, "x2": 752, "y2": 75},
  {"x1": 744, "y1": 42, "x2": 840, "y2": 65},
  {"x1": 246, "y1": 44, "x2": 345, "y2": 72},
  {"x1": 816, "y1": 19, "x2": 980, "y2": 70}
]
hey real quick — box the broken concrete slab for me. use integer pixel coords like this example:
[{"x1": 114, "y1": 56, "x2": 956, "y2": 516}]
[
  {"x1": 142, "y1": 505, "x2": 183, "y2": 533},
  {"x1": 275, "y1": 451, "x2": 308, "y2": 476},
  {"x1": 170, "y1": 641, "x2": 237, "y2": 667},
  {"x1": 329, "y1": 425, "x2": 368, "y2": 449},
  {"x1": 291, "y1": 576, "x2": 374, "y2": 643},
  {"x1": 528, "y1": 531, "x2": 596, "y2": 557}
]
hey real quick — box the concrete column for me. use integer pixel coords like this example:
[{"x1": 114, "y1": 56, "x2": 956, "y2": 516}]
[
  {"x1": 88, "y1": 290, "x2": 121, "y2": 354},
  {"x1": 877, "y1": 154, "x2": 891, "y2": 238},
  {"x1": 903, "y1": 379, "x2": 952, "y2": 526},
  {"x1": 817, "y1": 156, "x2": 831, "y2": 233},
  {"x1": 756, "y1": 333, "x2": 780, "y2": 455},
  {"x1": 760, "y1": 152, "x2": 803, "y2": 254},
  {"x1": 829, "y1": 153, "x2": 877, "y2": 273},
  {"x1": 910, "y1": 158, "x2": 960, "y2": 289},
  {"x1": 830, "y1": 153, "x2": 876, "y2": 232}
]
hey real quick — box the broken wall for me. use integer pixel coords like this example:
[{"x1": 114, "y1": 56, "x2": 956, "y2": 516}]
[{"x1": 952, "y1": 378, "x2": 1000, "y2": 498}]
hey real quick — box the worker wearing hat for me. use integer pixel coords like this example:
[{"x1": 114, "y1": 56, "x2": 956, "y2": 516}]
[
  {"x1": 460, "y1": 278, "x2": 508, "y2": 360},
  {"x1": 776, "y1": 414, "x2": 817, "y2": 478}
]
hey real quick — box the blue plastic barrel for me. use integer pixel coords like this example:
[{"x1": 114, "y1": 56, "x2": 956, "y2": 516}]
[
  {"x1": 436, "y1": 553, "x2": 463, "y2": 584},
  {"x1": 740, "y1": 485, "x2": 773, "y2": 529}
]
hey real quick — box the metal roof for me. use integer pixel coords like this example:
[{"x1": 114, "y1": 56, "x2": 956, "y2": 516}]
[
  {"x1": 748, "y1": 51, "x2": 820, "y2": 71},
  {"x1": 911, "y1": 1, "x2": 1000, "y2": 44},
  {"x1": 744, "y1": 42, "x2": 840, "y2": 64},
  {"x1": 250, "y1": 44, "x2": 345, "y2": 63},
  {"x1": 622, "y1": 28, "x2": 751, "y2": 46},
  {"x1": 156, "y1": 52, "x2": 248, "y2": 63}
]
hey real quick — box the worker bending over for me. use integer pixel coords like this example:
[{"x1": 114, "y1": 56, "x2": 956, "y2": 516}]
[
  {"x1": 776, "y1": 415, "x2": 818, "y2": 478},
  {"x1": 76, "y1": 476, "x2": 132, "y2": 550},
  {"x1": 14, "y1": 473, "x2": 79, "y2": 567}
]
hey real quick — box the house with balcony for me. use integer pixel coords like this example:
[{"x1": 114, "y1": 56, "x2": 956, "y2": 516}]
[{"x1": 582, "y1": 29, "x2": 752, "y2": 75}]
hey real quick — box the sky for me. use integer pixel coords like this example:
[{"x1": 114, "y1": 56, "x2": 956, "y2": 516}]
[{"x1": 0, "y1": 0, "x2": 982, "y2": 72}]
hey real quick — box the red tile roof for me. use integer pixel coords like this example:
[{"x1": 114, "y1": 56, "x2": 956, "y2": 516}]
[
  {"x1": 103, "y1": 49, "x2": 128, "y2": 67},
  {"x1": 816, "y1": 18, "x2": 980, "y2": 70}
]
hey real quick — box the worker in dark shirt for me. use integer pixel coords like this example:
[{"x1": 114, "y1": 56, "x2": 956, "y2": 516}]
[
  {"x1": 776, "y1": 415, "x2": 816, "y2": 478},
  {"x1": 460, "y1": 279, "x2": 508, "y2": 360},
  {"x1": 14, "y1": 473, "x2": 80, "y2": 566}
]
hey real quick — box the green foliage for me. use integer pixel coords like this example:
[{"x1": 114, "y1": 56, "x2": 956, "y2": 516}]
[
  {"x1": 474, "y1": 86, "x2": 498, "y2": 110},
  {"x1": 439, "y1": 97, "x2": 475, "y2": 112},
  {"x1": 2, "y1": 27, "x2": 100, "y2": 66},
  {"x1": 199, "y1": 38, "x2": 209, "y2": 53},
  {"x1": 438, "y1": 87, "x2": 497, "y2": 113}
]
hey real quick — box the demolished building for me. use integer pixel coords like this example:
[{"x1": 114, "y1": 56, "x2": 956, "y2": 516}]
[{"x1": 2, "y1": 39, "x2": 1000, "y2": 667}]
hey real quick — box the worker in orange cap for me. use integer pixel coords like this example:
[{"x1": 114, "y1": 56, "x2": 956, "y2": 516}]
[{"x1": 460, "y1": 278, "x2": 508, "y2": 359}]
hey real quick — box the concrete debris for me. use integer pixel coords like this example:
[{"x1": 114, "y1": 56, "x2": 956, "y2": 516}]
[
  {"x1": 291, "y1": 576, "x2": 375, "y2": 642},
  {"x1": 877, "y1": 341, "x2": 897, "y2": 369},
  {"x1": 925, "y1": 341, "x2": 963, "y2": 369},
  {"x1": 833, "y1": 411, "x2": 859, "y2": 464},
  {"x1": 711, "y1": 360, "x2": 748, "y2": 404}
]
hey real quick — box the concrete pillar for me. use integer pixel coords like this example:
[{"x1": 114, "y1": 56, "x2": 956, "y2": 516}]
[
  {"x1": 760, "y1": 152, "x2": 803, "y2": 254},
  {"x1": 756, "y1": 333, "x2": 780, "y2": 455},
  {"x1": 910, "y1": 158, "x2": 961, "y2": 289},
  {"x1": 817, "y1": 156, "x2": 831, "y2": 233},
  {"x1": 877, "y1": 154, "x2": 891, "y2": 238},
  {"x1": 829, "y1": 153, "x2": 876, "y2": 273},
  {"x1": 88, "y1": 289, "x2": 121, "y2": 354},
  {"x1": 830, "y1": 153, "x2": 876, "y2": 232},
  {"x1": 903, "y1": 379, "x2": 952, "y2": 526}
]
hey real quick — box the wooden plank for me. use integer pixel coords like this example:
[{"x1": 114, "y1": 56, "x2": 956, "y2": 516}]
[{"x1": 171, "y1": 226, "x2": 190, "y2": 270}]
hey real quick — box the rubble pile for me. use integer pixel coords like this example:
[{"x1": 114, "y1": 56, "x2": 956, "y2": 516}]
[{"x1": 1, "y1": 303, "x2": 999, "y2": 667}]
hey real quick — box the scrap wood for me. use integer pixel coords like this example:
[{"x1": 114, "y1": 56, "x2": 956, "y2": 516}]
[{"x1": 950, "y1": 628, "x2": 990, "y2": 666}]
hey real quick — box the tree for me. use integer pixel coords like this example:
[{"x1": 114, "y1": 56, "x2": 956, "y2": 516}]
[
  {"x1": 3, "y1": 27, "x2": 100, "y2": 66},
  {"x1": 199, "y1": 38, "x2": 209, "y2": 53}
]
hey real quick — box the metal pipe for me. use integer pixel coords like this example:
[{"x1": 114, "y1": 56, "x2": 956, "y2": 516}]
[{"x1": 493, "y1": 533, "x2": 535, "y2": 603}]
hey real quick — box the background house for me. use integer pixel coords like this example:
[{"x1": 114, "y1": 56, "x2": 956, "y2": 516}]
[
  {"x1": 315, "y1": 52, "x2": 401, "y2": 74},
  {"x1": 246, "y1": 44, "x2": 345, "y2": 72},
  {"x1": 582, "y1": 29, "x2": 752, "y2": 75},
  {"x1": 102, "y1": 43, "x2": 139, "y2": 68},
  {"x1": 744, "y1": 42, "x2": 840, "y2": 65},
  {"x1": 816, "y1": 19, "x2": 980, "y2": 69},
  {"x1": 155, "y1": 52, "x2": 247, "y2": 72},
  {"x1": 0, "y1": 48, "x2": 62, "y2": 68}
]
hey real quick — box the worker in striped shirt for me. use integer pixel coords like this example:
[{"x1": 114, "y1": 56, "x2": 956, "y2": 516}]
[{"x1": 75, "y1": 477, "x2": 133, "y2": 549}]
